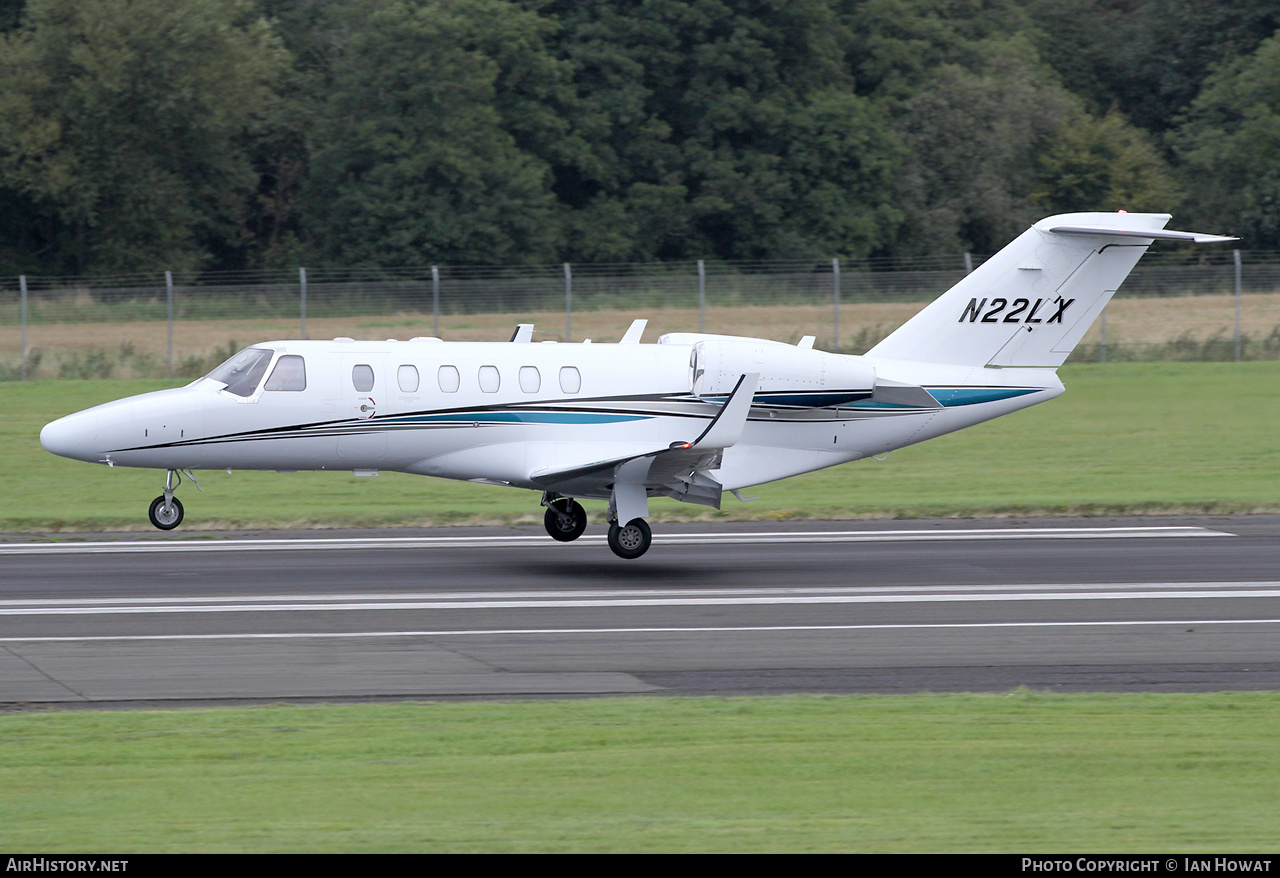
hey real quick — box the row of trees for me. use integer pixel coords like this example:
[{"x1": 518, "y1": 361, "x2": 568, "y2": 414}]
[{"x1": 1, "y1": 0, "x2": 1277, "y2": 276}]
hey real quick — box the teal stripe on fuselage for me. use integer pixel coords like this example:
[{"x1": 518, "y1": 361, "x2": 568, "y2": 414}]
[
  {"x1": 927, "y1": 387, "x2": 1040, "y2": 406},
  {"x1": 382, "y1": 411, "x2": 651, "y2": 426}
]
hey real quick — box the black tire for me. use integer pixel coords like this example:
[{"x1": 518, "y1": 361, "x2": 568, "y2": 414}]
[
  {"x1": 544, "y1": 498, "x2": 587, "y2": 542},
  {"x1": 148, "y1": 495, "x2": 184, "y2": 530},
  {"x1": 607, "y1": 518, "x2": 651, "y2": 559}
]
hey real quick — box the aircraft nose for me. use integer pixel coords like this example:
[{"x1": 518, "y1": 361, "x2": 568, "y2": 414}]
[{"x1": 40, "y1": 411, "x2": 100, "y2": 462}]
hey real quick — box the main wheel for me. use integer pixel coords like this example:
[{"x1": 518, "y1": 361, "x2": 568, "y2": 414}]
[
  {"x1": 544, "y1": 498, "x2": 587, "y2": 542},
  {"x1": 607, "y1": 518, "x2": 651, "y2": 559},
  {"x1": 148, "y1": 495, "x2": 184, "y2": 530}
]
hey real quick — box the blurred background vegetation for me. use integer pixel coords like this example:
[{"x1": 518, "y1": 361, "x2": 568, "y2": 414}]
[{"x1": 1, "y1": 0, "x2": 1276, "y2": 277}]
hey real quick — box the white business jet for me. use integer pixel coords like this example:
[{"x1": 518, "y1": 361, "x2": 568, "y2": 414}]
[{"x1": 40, "y1": 213, "x2": 1235, "y2": 558}]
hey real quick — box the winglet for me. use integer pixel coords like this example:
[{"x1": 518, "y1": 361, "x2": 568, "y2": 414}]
[
  {"x1": 510, "y1": 324, "x2": 534, "y2": 343},
  {"x1": 692, "y1": 372, "x2": 758, "y2": 449},
  {"x1": 619, "y1": 319, "x2": 647, "y2": 344}
]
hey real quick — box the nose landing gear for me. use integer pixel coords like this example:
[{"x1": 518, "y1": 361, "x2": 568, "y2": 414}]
[{"x1": 148, "y1": 469, "x2": 199, "y2": 531}]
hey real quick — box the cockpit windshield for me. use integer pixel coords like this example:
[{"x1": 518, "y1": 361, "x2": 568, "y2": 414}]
[{"x1": 205, "y1": 347, "x2": 274, "y2": 398}]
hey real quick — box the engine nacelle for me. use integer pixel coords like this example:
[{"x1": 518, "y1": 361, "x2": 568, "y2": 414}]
[{"x1": 659, "y1": 333, "x2": 876, "y2": 407}]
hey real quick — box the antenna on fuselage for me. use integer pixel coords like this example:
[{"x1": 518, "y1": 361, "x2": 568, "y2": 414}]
[{"x1": 619, "y1": 319, "x2": 647, "y2": 344}]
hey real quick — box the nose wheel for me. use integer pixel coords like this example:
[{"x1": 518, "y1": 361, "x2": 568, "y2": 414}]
[
  {"x1": 147, "y1": 469, "x2": 199, "y2": 530},
  {"x1": 607, "y1": 518, "x2": 652, "y2": 559},
  {"x1": 148, "y1": 495, "x2": 184, "y2": 530}
]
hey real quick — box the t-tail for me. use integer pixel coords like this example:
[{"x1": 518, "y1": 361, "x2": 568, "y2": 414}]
[{"x1": 867, "y1": 212, "x2": 1237, "y2": 369}]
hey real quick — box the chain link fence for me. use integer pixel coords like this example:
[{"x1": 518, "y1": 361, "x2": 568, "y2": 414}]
[{"x1": 3, "y1": 250, "x2": 1279, "y2": 380}]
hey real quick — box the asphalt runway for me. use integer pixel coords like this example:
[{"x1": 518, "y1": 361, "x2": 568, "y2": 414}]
[{"x1": 3, "y1": 515, "x2": 1280, "y2": 707}]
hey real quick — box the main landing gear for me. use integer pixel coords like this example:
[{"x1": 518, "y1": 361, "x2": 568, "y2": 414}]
[
  {"x1": 543, "y1": 496, "x2": 588, "y2": 542},
  {"x1": 607, "y1": 518, "x2": 652, "y2": 560},
  {"x1": 540, "y1": 492, "x2": 653, "y2": 559},
  {"x1": 148, "y1": 469, "x2": 199, "y2": 531}
]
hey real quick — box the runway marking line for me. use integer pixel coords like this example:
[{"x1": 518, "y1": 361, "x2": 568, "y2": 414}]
[
  {"x1": 3, "y1": 580, "x2": 1275, "y2": 608},
  {"x1": 4, "y1": 618, "x2": 1280, "y2": 644},
  {"x1": 3, "y1": 582, "x2": 1279, "y2": 616},
  {"x1": 0, "y1": 525, "x2": 1234, "y2": 555}
]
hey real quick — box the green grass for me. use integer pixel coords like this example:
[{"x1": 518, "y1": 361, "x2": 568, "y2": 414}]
[
  {"x1": 3, "y1": 362, "x2": 1279, "y2": 531},
  {"x1": 1, "y1": 693, "x2": 1277, "y2": 852}
]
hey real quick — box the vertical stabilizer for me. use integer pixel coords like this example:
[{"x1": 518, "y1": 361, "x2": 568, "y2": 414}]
[{"x1": 866, "y1": 213, "x2": 1234, "y2": 369}]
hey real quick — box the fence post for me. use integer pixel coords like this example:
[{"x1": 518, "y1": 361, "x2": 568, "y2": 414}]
[
  {"x1": 832, "y1": 258, "x2": 841, "y2": 351},
  {"x1": 1234, "y1": 249, "x2": 1242, "y2": 362},
  {"x1": 964, "y1": 252, "x2": 973, "y2": 274},
  {"x1": 431, "y1": 265, "x2": 440, "y2": 338},
  {"x1": 19, "y1": 275, "x2": 27, "y2": 381},
  {"x1": 1100, "y1": 308, "x2": 1106, "y2": 364},
  {"x1": 564, "y1": 263, "x2": 572, "y2": 342},
  {"x1": 697, "y1": 259, "x2": 705, "y2": 333},
  {"x1": 299, "y1": 267, "x2": 308, "y2": 340},
  {"x1": 165, "y1": 271, "x2": 174, "y2": 379}
]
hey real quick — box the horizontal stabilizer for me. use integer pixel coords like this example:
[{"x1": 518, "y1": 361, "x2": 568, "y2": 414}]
[{"x1": 1048, "y1": 225, "x2": 1238, "y2": 244}]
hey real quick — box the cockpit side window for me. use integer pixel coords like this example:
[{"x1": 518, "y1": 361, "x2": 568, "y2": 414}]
[
  {"x1": 207, "y1": 347, "x2": 274, "y2": 398},
  {"x1": 264, "y1": 355, "x2": 307, "y2": 391}
]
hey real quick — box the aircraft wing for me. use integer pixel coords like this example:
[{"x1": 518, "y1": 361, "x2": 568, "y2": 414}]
[{"x1": 529, "y1": 373, "x2": 759, "y2": 508}]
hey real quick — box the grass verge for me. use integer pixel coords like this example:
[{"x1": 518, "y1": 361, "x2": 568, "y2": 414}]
[
  {"x1": 4, "y1": 361, "x2": 1279, "y2": 531},
  {"x1": 1, "y1": 693, "x2": 1278, "y2": 852}
]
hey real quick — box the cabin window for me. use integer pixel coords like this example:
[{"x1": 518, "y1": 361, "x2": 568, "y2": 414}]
[
  {"x1": 397, "y1": 365, "x2": 420, "y2": 393},
  {"x1": 264, "y1": 355, "x2": 306, "y2": 391},
  {"x1": 438, "y1": 365, "x2": 460, "y2": 393},
  {"x1": 352, "y1": 364, "x2": 375, "y2": 393},
  {"x1": 207, "y1": 347, "x2": 273, "y2": 398},
  {"x1": 519, "y1": 366, "x2": 541, "y2": 393},
  {"x1": 559, "y1": 366, "x2": 581, "y2": 394},
  {"x1": 478, "y1": 365, "x2": 500, "y2": 393}
]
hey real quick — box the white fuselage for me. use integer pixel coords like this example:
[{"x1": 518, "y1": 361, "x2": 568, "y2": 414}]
[{"x1": 40, "y1": 334, "x2": 1061, "y2": 497}]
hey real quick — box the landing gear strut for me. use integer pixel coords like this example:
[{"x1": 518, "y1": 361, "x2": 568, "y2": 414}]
[
  {"x1": 148, "y1": 469, "x2": 198, "y2": 531},
  {"x1": 607, "y1": 518, "x2": 652, "y2": 560},
  {"x1": 543, "y1": 495, "x2": 588, "y2": 542}
]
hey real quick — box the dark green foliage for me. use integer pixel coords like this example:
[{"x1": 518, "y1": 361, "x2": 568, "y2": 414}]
[
  {"x1": 0, "y1": 0, "x2": 1271, "y2": 275},
  {"x1": 1174, "y1": 31, "x2": 1280, "y2": 248},
  {"x1": 0, "y1": 0, "x2": 23, "y2": 31},
  {"x1": 544, "y1": 0, "x2": 902, "y2": 261},
  {"x1": 887, "y1": 39, "x2": 1075, "y2": 256},
  {"x1": 1032, "y1": 111, "x2": 1182, "y2": 216},
  {"x1": 300, "y1": 0, "x2": 566, "y2": 266},
  {"x1": 0, "y1": 0, "x2": 288, "y2": 274}
]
